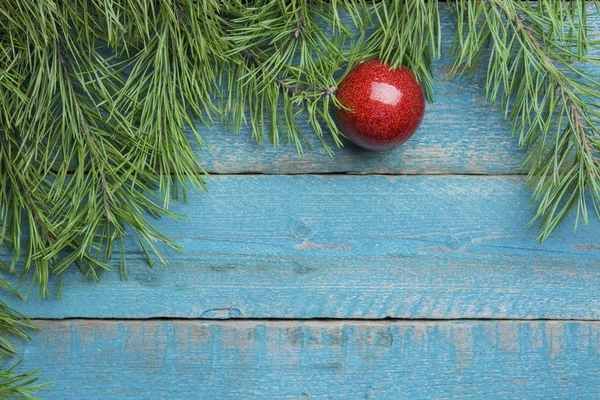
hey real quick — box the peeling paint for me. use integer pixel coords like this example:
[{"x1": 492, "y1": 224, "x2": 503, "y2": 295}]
[{"x1": 293, "y1": 239, "x2": 354, "y2": 251}]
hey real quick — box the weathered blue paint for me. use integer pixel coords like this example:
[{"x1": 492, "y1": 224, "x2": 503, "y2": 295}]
[
  {"x1": 16, "y1": 320, "x2": 600, "y2": 399},
  {"x1": 6, "y1": 176, "x2": 600, "y2": 320}
]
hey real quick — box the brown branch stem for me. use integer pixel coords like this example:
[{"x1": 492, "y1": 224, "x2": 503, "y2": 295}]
[
  {"x1": 294, "y1": 8, "x2": 304, "y2": 39},
  {"x1": 240, "y1": 48, "x2": 336, "y2": 99}
]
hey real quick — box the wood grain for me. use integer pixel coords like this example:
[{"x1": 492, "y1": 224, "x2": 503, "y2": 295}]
[
  {"x1": 191, "y1": 10, "x2": 526, "y2": 175},
  {"x1": 7, "y1": 175, "x2": 600, "y2": 320},
  {"x1": 16, "y1": 319, "x2": 600, "y2": 399}
]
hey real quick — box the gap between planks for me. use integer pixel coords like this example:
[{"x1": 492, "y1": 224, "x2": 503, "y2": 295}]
[
  {"x1": 203, "y1": 171, "x2": 528, "y2": 176},
  {"x1": 29, "y1": 317, "x2": 600, "y2": 323},
  {"x1": 59, "y1": 171, "x2": 528, "y2": 177}
]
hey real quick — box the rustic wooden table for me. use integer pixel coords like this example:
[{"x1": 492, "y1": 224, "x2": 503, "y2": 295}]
[{"x1": 10, "y1": 9, "x2": 600, "y2": 399}]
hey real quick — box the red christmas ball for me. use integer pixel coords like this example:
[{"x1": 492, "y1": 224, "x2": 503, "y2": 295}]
[{"x1": 335, "y1": 60, "x2": 425, "y2": 151}]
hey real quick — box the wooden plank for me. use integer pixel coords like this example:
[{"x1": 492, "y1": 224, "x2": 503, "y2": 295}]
[
  {"x1": 15, "y1": 319, "x2": 600, "y2": 399},
  {"x1": 192, "y1": 9, "x2": 527, "y2": 175},
  {"x1": 7, "y1": 175, "x2": 600, "y2": 320}
]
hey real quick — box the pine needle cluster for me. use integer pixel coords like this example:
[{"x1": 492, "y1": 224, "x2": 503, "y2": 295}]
[
  {"x1": 0, "y1": 0, "x2": 598, "y2": 396},
  {"x1": 450, "y1": 0, "x2": 600, "y2": 241}
]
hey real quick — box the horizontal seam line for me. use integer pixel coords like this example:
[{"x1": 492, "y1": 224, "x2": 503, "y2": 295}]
[
  {"x1": 203, "y1": 172, "x2": 527, "y2": 176},
  {"x1": 29, "y1": 317, "x2": 600, "y2": 322},
  {"x1": 56, "y1": 171, "x2": 528, "y2": 178}
]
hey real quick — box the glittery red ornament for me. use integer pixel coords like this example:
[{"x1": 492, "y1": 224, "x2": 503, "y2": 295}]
[{"x1": 335, "y1": 60, "x2": 425, "y2": 151}]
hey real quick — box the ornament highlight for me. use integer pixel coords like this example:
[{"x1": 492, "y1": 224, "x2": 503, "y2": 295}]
[{"x1": 335, "y1": 60, "x2": 425, "y2": 151}]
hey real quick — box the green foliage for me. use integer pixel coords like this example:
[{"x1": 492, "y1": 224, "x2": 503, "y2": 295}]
[
  {"x1": 222, "y1": 0, "x2": 348, "y2": 153},
  {"x1": 0, "y1": 0, "x2": 439, "y2": 297},
  {"x1": 0, "y1": 298, "x2": 49, "y2": 399},
  {"x1": 366, "y1": 0, "x2": 441, "y2": 100},
  {"x1": 0, "y1": 361, "x2": 47, "y2": 400},
  {"x1": 449, "y1": 0, "x2": 600, "y2": 241},
  {"x1": 0, "y1": 0, "x2": 599, "y2": 396}
]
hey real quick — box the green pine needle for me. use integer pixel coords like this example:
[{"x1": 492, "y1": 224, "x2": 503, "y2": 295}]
[
  {"x1": 0, "y1": 298, "x2": 49, "y2": 399},
  {"x1": 1, "y1": 1, "x2": 600, "y2": 396},
  {"x1": 449, "y1": 0, "x2": 600, "y2": 242}
]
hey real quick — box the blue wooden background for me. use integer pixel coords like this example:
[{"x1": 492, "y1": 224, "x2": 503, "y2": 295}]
[{"x1": 9, "y1": 7, "x2": 600, "y2": 399}]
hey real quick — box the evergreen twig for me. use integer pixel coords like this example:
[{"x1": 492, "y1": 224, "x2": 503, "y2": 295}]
[{"x1": 449, "y1": 0, "x2": 600, "y2": 241}]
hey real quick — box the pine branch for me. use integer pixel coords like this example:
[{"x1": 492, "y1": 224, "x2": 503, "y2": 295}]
[
  {"x1": 56, "y1": 41, "x2": 114, "y2": 224},
  {"x1": 0, "y1": 361, "x2": 47, "y2": 400},
  {"x1": 221, "y1": 0, "x2": 354, "y2": 153},
  {"x1": 240, "y1": 48, "x2": 337, "y2": 98},
  {"x1": 0, "y1": 298, "x2": 50, "y2": 399},
  {"x1": 449, "y1": 0, "x2": 600, "y2": 241},
  {"x1": 0, "y1": 0, "x2": 216, "y2": 299}
]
